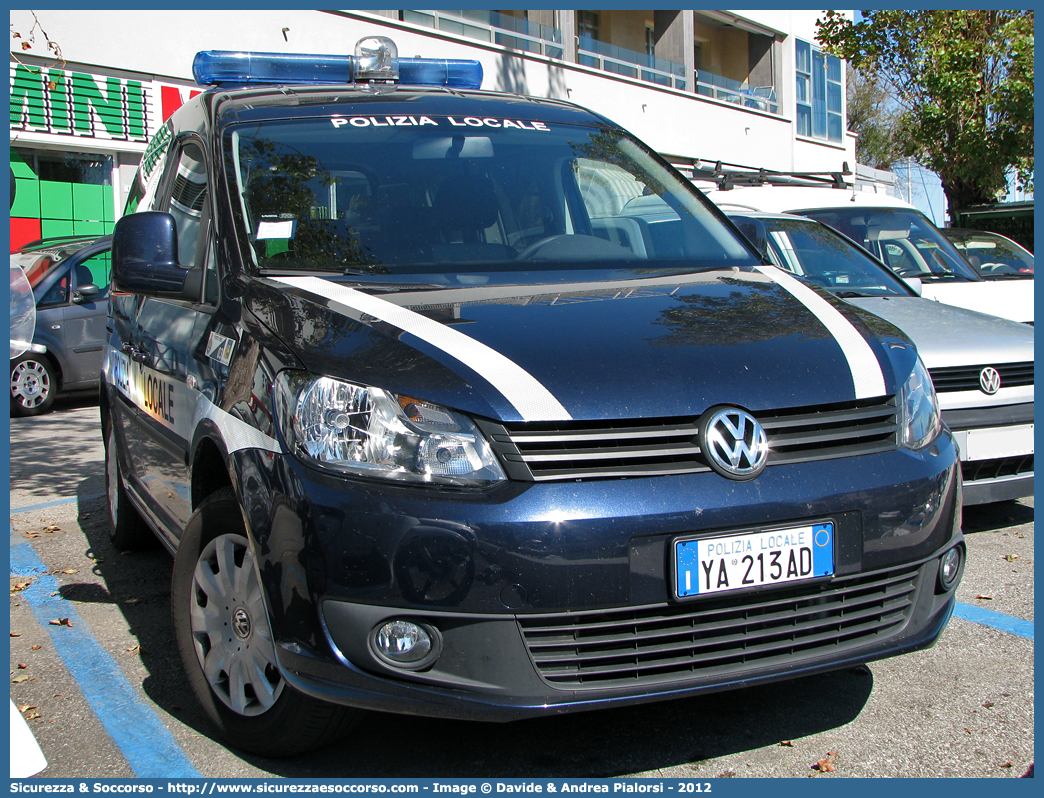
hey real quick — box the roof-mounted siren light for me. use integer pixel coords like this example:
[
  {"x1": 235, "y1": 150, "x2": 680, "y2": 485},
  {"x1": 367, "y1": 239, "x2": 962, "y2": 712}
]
[
  {"x1": 354, "y1": 36, "x2": 399, "y2": 83},
  {"x1": 191, "y1": 36, "x2": 482, "y2": 90}
]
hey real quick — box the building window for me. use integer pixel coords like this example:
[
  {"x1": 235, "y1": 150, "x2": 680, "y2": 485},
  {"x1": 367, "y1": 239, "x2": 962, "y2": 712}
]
[
  {"x1": 796, "y1": 40, "x2": 842, "y2": 143},
  {"x1": 578, "y1": 10, "x2": 599, "y2": 40}
]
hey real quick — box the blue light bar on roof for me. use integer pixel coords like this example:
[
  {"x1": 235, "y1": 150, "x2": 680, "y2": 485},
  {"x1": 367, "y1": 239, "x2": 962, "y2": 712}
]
[
  {"x1": 399, "y1": 58, "x2": 483, "y2": 90},
  {"x1": 193, "y1": 51, "x2": 355, "y2": 86},
  {"x1": 192, "y1": 50, "x2": 482, "y2": 90}
]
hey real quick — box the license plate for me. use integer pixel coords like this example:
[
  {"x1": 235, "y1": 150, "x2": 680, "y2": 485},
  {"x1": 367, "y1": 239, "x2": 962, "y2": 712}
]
[
  {"x1": 674, "y1": 522, "x2": 834, "y2": 598},
  {"x1": 957, "y1": 424, "x2": 1033, "y2": 461}
]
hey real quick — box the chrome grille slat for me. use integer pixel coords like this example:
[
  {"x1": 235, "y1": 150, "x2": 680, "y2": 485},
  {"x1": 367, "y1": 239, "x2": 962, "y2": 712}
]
[
  {"x1": 518, "y1": 564, "x2": 922, "y2": 689},
  {"x1": 490, "y1": 396, "x2": 900, "y2": 482},
  {"x1": 521, "y1": 441, "x2": 702, "y2": 463}
]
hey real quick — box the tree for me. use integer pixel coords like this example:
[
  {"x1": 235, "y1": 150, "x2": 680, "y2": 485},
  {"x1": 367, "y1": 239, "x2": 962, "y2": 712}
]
[
  {"x1": 845, "y1": 68, "x2": 902, "y2": 171},
  {"x1": 817, "y1": 10, "x2": 1033, "y2": 216}
]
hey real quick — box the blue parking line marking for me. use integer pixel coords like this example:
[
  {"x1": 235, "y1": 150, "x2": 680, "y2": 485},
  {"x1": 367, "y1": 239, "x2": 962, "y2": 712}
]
[
  {"x1": 10, "y1": 536, "x2": 201, "y2": 778},
  {"x1": 11, "y1": 493, "x2": 105, "y2": 515},
  {"x1": 953, "y1": 601, "x2": 1034, "y2": 640}
]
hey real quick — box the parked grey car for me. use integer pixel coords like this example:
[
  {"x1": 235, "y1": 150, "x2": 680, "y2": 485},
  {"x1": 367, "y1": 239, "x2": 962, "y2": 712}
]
[
  {"x1": 9, "y1": 235, "x2": 111, "y2": 416},
  {"x1": 726, "y1": 211, "x2": 1033, "y2": 505}
]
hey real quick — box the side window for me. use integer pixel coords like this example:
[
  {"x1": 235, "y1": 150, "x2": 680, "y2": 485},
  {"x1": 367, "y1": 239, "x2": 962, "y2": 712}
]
[
  {"x1": 161, "y1": 140, "x2": 216, "y2": 304},
  {"x1": 37, "y1": 271, "x2": 70, "y2": 308},
  {"x1": 164, "y1": 142, "x2": 209, "y2": 270},
  {"x1": 74, "y1": 250, "x2": 112, "y2": 294}
]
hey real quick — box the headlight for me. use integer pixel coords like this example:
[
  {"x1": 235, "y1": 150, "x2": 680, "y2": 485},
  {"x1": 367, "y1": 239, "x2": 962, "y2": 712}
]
[
  {"x1": 900, "y1": 357, "x2": 941, "y2": 450},
  {"x1": 275, "y1": 372, "x2": 506, "y2": 486}
]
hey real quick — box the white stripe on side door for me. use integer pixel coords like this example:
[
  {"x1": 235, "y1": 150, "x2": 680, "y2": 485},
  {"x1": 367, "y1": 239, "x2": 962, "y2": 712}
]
[
  {"x1": 756, "y1": 266, "x2": 887, "y2": 399},
  {"x1": 271, "y1": 275, "x2": 572, "y2": 422}
]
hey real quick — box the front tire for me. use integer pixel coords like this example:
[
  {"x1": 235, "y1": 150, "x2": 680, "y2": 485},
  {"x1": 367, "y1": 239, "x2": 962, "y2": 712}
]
[
  {"x1": 105, "y1": 421, "x2": 155, "y2": 551},
  {"x1": 171, "y1": 488, "x2": 360, "y2": 756},
  {"x1": 11, "y1": 354, "x2": 56, "y2": 416}
]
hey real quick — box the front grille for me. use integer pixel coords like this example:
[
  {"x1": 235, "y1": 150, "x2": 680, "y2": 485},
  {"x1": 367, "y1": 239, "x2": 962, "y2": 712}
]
[
  {"x1": 481, "y1": 396, "x2": 899, "y2": 482},
  {"x1": 929, "y1": 362, "x2": 1033, "y2": 393},
  {"x1": 518, "y1": 564, "x2": 921, "y2": 690},
  {"x1": 962, "y1": 454, "x2": 1033, "y2": 482}
]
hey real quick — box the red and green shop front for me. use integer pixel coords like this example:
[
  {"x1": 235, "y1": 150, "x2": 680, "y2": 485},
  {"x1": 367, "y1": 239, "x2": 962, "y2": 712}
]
[{"x1": 10, "y1": 56, "x2": 199, "y2": 251}]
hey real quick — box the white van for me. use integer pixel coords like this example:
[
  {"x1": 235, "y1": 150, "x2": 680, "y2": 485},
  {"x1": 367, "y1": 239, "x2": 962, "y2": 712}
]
[{"x1": 702, "y1": 185, "x2": 1034, "y2": 325}]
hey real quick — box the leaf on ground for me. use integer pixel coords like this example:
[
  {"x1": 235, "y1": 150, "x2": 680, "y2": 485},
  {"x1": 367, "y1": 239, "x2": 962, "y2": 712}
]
[
  {"x1": 983, "y1": 701, "x2": 995, "y2": 709},
  {"x1": 25, "y1": 711, "x2": 41, "y2": 719},
  {"x1": 812, "y1": 751, "x2": 839, "y2": 774},
  {"x1": 780, "y1": 740, "x2": 794, "y2": 747},
  {"x1": 48, "y1": 618, "x2": 72, "y2": 627},
  {"x1": 31, "y1": 645, "x2": 41, "y2": 651},
  {"x1": 43, "y1": 525, "x2": 60, "y2": 533},
  {"x1": 124, "y1": 644, "x2": 142, "y2": 657},
  {"x1": 976, "y1": 594, "x2": 994, "y2": 600},
  {"x1": 11, "y1": 675, "x2": 30, "y2": 683},
  {"x1": 23, "y1": 532, "x2": 41, "y2": 539},
  {"x1": 17, "y1": 663, "x2": 27, "y2": 669},
  {"x1": 10, "y1": 581, "x2": 32, "y2": 594},
  {"x1": 10, "y1": 632, "x2": 21, "y2": 637},
  {"x1": 1003, "y1": 554, "x2": 1019, "y2": 562},
  {"x1": 17, "y1": 705, "x2": 36, "y2": 713},
  {"x1": 124, "y1": 597, "x2": 143, "y2": 605},
  {"x1": 61, "y1": 569, "x2": 78, "y2": 575},
  {"x1": 1001, "y1": 762, "x2": 1013, "y2": 769}
]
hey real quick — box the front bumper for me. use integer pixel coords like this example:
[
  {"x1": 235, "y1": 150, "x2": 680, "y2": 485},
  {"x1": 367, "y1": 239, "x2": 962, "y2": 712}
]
[
  {"x1": 944, "y1": 403, "x2": 1033, "y2": 505},
  {"x1": 235, "y1": 432, "x2": 963, "y2": 721}
]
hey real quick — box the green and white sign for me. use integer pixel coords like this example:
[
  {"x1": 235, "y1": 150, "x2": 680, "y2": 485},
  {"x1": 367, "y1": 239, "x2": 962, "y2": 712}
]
[{"x1": 10, "y1": 63, "x2": 150, "y2": 141}]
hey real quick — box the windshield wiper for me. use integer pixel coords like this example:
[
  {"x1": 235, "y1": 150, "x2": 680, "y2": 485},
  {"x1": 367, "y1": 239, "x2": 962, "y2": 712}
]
[{"x1": 833, "y1": 289, "x2": 892, "y2": 298}]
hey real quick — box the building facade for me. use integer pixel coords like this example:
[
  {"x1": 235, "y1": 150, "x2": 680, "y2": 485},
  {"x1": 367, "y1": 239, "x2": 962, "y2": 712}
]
[{"x1": 9, "y1": 9, "x2": 856, "y2": 251}]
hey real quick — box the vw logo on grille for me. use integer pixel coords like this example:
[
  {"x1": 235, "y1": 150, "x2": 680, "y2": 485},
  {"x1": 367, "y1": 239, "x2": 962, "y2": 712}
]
[
  {"x1": 979, "y1": 367, "x2": 1002, "y2": 395},
  {"x1": 699, "y1": 406, "x2": 769, "y2": 480}
]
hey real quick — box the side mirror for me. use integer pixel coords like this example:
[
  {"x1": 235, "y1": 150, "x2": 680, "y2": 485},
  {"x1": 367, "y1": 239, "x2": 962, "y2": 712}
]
[
  {"x1": 902, "y1": 276, "x2": 923, "y2": 296},
  {"x1": 72, "y1": 284, "x2": 100, "y2": 303},
  {"x1": 111, "y1": 212, "x2": 200, "y2": 300}
]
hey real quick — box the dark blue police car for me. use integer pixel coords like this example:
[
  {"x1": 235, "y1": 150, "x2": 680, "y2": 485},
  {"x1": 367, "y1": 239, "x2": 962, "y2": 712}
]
[{"x1": 102, "y1": 37, "x2": 964, "y2": 755}]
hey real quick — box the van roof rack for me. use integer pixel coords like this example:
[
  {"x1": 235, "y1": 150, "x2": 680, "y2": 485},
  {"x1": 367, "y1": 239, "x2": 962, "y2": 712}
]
[{"x1": 685, "y1": 159, "x2": 853, "y2": 191}]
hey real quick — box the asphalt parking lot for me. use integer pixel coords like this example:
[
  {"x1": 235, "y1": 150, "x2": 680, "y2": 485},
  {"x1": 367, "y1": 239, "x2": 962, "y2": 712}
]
[{"x1": 9, "y1": 398, "x2": 1034, "y2": 779}]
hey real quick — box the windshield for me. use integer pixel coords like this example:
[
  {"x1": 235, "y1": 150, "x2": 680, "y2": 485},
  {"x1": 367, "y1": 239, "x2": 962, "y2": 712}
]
[
  {"x1": 797, "y1": 207, "x2": 979, "y2": 282},
  {"x1": 224, "y1": 116, "x2": 756, "y2": 282},
  {"x1": 942, "y1": 230, "x2": 1034, "y2": 277},
  {"x1": 738, "y1": 215, "x2": 911, "y2": 298}
]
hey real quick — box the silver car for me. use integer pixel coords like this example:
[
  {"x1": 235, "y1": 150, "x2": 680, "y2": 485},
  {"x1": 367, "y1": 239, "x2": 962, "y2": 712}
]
[
  {"x1": 727, "y1": 211, "x2": 1033, "y2": 505},
  {"x1": 9, "y1": 235, "x2": 111, "y2": 416}
]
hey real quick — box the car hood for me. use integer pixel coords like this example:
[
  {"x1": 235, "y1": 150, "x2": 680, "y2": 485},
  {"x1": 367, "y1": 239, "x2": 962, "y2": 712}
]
[
  {"x1": 917, "y1": 279, "x2": 1034, "y2": 324},
  {"x1": 846, "y1": 296, "x2": 1034, "y2": 369},
  {"x1": 247, "y1": 268, "x2": 912, "y2": 423}
]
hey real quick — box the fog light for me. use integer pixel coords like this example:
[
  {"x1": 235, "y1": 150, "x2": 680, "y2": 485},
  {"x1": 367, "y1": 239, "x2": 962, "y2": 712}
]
[
  {"x1": 938, "y1": 546, "x2": 962, "y2": 592},
  {"x1": 371, "y1": 619, "x2": 440, "y2": 669}
]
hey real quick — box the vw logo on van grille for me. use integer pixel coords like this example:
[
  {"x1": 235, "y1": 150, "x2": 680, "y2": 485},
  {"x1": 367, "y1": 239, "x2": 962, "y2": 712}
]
[
  {"x1": 979, "y1": 367, "x2": 1001, "y2": 395},
  {"x1": 700, "y1": 406, "x2": 769, "y2": 480}
]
